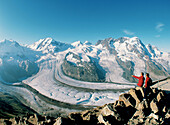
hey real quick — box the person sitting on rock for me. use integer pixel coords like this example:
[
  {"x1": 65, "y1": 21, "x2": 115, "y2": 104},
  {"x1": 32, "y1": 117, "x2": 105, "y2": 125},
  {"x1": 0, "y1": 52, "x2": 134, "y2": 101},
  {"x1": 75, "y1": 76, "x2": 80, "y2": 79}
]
[
  {"x1": 144, "y1": 73, "x2": 152, "y2": 100},
  {"x1": 132, "y1": 72, "x2": 145, "y2": 87}
]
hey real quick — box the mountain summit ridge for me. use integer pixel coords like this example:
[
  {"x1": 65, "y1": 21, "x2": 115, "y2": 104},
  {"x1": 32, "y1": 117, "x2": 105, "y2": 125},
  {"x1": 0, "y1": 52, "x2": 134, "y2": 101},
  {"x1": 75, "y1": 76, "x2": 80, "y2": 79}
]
[
  {"x1": 29, "y1": 37, "x2": 72, "y2": 54},
  {"x1": 0, "y1": 37, "x2": 169, "y2": 83}
]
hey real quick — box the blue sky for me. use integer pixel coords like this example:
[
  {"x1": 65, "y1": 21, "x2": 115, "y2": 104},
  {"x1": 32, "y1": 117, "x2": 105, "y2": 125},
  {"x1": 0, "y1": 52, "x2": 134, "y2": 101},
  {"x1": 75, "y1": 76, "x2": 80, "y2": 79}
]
[{"x1": 0, "y1": 0, "x2": 170, "y2": 52}]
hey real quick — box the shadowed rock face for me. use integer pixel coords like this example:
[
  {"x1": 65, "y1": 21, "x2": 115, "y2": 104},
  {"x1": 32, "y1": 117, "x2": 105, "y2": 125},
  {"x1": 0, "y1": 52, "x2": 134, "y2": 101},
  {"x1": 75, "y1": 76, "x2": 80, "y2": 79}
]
[
  {"x1": 146, "y1": 60, "x2": 169, "y2": 80},
  {"x1": 0, "y1": 60, "x2": 39, "y2": 83},
  {"x1": 61, "y1": 52, "x2": 106, "y2": 82},
  {"x1": 96, "y1": 37, "x2": 170, "y2": 82},
  {"x1": 115, "y1": 57, "x2": 137, "y2": 83},
  {"x1": 0, "y1": 40, "x2": 40, "y2": 83},
  {"x1": 1, "y1": 87, "x2": 169, "y2": 125},
  {"x1": 0, "y1": 92, "x2": 36, "y2": 119}
]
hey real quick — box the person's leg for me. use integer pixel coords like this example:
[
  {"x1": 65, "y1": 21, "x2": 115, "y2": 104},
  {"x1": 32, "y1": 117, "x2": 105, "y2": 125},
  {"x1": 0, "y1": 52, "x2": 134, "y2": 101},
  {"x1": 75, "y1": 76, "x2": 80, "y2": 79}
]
[{"x1": 144, "y1": 88, "x2": 146, "y2": 100}]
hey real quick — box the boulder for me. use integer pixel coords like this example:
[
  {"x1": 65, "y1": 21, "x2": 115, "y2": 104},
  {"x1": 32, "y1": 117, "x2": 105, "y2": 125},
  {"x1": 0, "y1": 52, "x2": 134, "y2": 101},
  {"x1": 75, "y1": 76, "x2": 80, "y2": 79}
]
[
  {"x1": 119, "y1": 93, "x2": 136, "y2": 107},
  {"x1": 136, "y1": 100, "x2": 149, "y2": 112},
  {"x1": 0, "y1": 87, "x2": 169, "y2": 125},
  {"x1": 68, "y1": 111, "x2": 99, "y2": 125},
  {"x1": 156, "y1": 91, "x2": 165, "y2": 102},
  {"x1": 100, "y1": 104, "x2": 115, "y2": 116},
  {"x1": 0, "y1": 119, "x2": 5, "y2": 125},
  {"x1": 164, "y1": 111, "x2": 170, "y2": 124},
  {"x1": 135, "y1": 87, "x2": 145, "y2": 97},
  {"x1": 9, "y1": 118, "x2": 17, "y2": 125},
  {"x1": 148, "y1": 113, "x2": 159, "y2": 120},
  {"x1": 113, "y1": 100, "x2": 125, "y2": 107},
  {"x1": 133, "y1": 109, "x2": 145, "y2": 119},
  {"x1": 152, "y1": 88, "x2": 159, "y2": 94},
  {"x1": 149, "y1": 117, "x2": 159, "y2": 125},
  {"x1": 150, "y1": 99, "x2": 159, "y2": 113},
  {"x1": 69, "y1": 112, "x2": 83, "y2": 121},
  {"x1": 98, "y1": 114, "x2": 107, "y2": 124},
  {"x1": 54, "y1": 117, "x2": 74, "y2": 125},
  {"x1": 165, "y1": 111, "x2": 170, "y2": 119},
  {"x1": 100, "y1": 104, "x2": 122, "y2": 123},
  {"x1": 128, "y1": 88, "x2": 143, "y2": 107},
  {"x1": 162, "y1": 106, "x2": 167, "y2": 113}
]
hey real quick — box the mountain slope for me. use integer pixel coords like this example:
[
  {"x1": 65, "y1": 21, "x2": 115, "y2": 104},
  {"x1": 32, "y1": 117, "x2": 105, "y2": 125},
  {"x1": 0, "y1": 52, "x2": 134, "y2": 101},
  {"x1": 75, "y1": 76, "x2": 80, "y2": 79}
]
[
  {"x1": 62, "y1": 52, "x2": 106, "y2": 82},
  {"x1": 0, "y1": 39, "x2": 39, "y2": 83},
  {"x1": 29, "y1": 37, "x2": 72, "y2": 54},
  {"x1": 0, "y1": 92, "x2": 36, "y2": 118},
  {"x1": 55, "y1": 87, "x2": 170, "y2": 125},
  {"x1": 0, "y1": 37, "x2": 169, "y2": 83},
  {"x1": 29, "y1": 36, "x2": 169, "y2": 83},
  {"x1": 58, "y1": 37, "x2": 169, "y2": 82},
  {"x1": 95, "y1": 37, "x2": 169, "y2": 81}
]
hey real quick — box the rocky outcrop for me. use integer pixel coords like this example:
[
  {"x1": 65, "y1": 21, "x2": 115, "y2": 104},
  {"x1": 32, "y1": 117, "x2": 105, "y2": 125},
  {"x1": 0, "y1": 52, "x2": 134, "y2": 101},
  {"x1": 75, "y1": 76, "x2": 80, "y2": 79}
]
[
  {"x1": 0, "y1": 114, "x2": 58, "y2": 125},
  {"x1": 61, "y1": 52, "x2": 106, "y2": 82},
  {"x1": 1, "y1": 87, "x2": 169, "y2": 125},
  {"x1": 56, "y1": 87, "x2": 170, "y2": 125},
  {"x1": 0, "y1": 92, "x2": 36, "y2": 119}
]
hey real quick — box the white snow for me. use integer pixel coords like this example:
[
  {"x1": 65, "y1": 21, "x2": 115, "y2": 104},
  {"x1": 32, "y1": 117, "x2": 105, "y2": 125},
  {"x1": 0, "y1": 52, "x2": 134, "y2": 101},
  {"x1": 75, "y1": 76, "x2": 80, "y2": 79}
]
[
  {"x1": 66, "y1": 53, "x2": 80, "y2": 65},
  {"x1": 0, "y1": 37, "x2": 169, "y2": 109},
  {"x1": 23, "y1": 59, "x2": 134, "y2": 106},
  {"x1": 146, "y1": 44, "x2": 170, "y2": 71},
  {"x1": 29, "y1": 37, "x2": 72, "y2": 54},
  {"x1": 71, "y1": 41, "x2": 83, "y2": 47},
  {"x1": 0, "y1": 39, "x2": 39, "y2": 83}
]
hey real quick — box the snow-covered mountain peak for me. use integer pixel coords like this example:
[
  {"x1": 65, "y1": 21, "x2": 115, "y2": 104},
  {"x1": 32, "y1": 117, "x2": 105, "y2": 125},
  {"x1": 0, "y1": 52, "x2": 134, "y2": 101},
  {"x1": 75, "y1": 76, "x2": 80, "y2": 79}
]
[
  {"x1": 96, "y1": 37, "x2": 144, "y2": 50},
  {"x1": 29, "y1": 38, "x2": 72, "y2": 53},
  {"x1": 114, "y1": 37, "x2": 145, "y2": 50},
  {"x1": 84, "y1": 41, "x2": 92, "y2": 45},
  {"x1": 30, "y1": 37, "x2": 57, "y2": 50},
  {"x1": 0, "y1": 39, "x2": 24, "y2": 56},
  {"x1": 0, "y1": 39, "x2": 40, "y2": 61},
  {"x1": 41, "y1": 37, "x2": 53, "y2": 44},
  {"x1": 71, "y1": 41, "x2": 83, "y2": 47},
  {"x1": 129, "y1": 37, "x2": 143, "y2": 45},
  {"x1": 146, "y1": 44, "x2": 162, "y2": 57},
  {"x1": 96, "y1": 37, "x2": 114, "y2": 47},
  {"x1": 0, "y1": 39, "x2": 39, "y2": 83},
  {"x1": 130, "y1": 36, "x2": 140, "y2": 40},
  {"x1": 0, "y1": 39, "x2": 20, "y2": 47},
  {"x1": 115, "y1": 37, "x2": 142, "y2": 45},
  {"x1": 96, "y1": 37, "x2": 143, "y2": 48},
  {"x1": 0, "y1": 39, "x2": 14, "y2": 43},
  {"x1": 0, "y1": 36, "x2": 169, "y2": 84}
]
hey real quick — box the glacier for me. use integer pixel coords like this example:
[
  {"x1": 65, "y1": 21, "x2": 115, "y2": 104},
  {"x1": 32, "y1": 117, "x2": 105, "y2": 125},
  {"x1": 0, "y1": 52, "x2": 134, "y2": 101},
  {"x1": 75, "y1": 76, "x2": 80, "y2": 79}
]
[{"x1": 0, "y1": 37, "x2": 169, "y2": 115}]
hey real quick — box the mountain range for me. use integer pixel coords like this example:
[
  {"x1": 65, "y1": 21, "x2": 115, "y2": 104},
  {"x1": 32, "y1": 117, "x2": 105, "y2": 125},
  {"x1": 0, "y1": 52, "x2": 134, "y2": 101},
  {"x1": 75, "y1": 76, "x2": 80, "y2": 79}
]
[{"x1": 0, "y1": 37, "x2": 169, "y2": 83}]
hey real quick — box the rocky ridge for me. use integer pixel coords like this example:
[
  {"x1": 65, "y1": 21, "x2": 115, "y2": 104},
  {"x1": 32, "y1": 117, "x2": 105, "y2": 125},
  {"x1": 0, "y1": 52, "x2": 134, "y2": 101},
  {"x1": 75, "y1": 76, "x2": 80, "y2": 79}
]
[
  {"x1": 57, "y1": 87, "x2": 170, "y2": 125},
  {"x1": 1, "y1": 37, "x2": 169, "y2": 83},
  {"x1": 1, "y1": 87, "x2": 169, "y2": 125},
  {"x1": 62, "y1": 52, "x2": 106, "y2": 82}
]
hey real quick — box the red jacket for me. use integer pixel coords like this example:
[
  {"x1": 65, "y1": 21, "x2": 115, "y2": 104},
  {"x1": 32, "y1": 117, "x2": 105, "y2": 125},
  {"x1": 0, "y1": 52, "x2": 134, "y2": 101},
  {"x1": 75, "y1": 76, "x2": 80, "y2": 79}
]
[
  {"x1": 145, "y1": 77, "x2": 152, "y2": 88},
  {"x1": 133, "y1": 75, "x2": 145, "y2": 87}
]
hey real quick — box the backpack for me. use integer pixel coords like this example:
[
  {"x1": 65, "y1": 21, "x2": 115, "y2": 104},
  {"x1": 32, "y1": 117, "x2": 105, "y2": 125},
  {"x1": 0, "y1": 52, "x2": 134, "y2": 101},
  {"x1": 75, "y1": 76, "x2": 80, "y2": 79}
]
[{"x1": 148, "y1": 78, "x2": 152, "y2": 87}]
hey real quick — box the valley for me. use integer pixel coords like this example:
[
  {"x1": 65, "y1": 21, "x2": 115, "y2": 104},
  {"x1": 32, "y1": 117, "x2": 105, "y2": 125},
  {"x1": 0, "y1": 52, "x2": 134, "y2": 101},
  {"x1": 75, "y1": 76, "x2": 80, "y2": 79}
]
[{"x1": 0, "y1": 37, "x2": 169, "y2": 118}]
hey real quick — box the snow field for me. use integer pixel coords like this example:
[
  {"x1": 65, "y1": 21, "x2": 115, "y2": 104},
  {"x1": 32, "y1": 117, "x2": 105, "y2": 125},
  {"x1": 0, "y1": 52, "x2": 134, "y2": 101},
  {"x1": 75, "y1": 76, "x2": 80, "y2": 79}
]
[{"x1": 24, "y1": 60, "x2": 134, "y2": 106}]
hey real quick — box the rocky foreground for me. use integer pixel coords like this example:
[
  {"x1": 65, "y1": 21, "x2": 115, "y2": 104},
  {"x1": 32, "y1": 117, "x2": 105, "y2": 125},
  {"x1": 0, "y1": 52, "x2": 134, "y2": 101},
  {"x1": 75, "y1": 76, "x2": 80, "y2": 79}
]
[{"x1": 0, "y1": 87, "x2": 169, "y2": 125}]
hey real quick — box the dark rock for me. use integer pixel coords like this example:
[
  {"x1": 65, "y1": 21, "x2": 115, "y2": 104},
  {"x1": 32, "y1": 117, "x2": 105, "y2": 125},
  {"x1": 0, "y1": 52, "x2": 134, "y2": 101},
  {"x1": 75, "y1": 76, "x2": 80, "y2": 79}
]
[
  {"x1": 27, "y1": 114, "x2": 38, "y2": 125},
  {"x1": 54, "y1": 117, "x2": 74, "y2": 125},
  {"x1": 61, "y1": 52, "x2": 106, "y2": 82},
  {"x1": 128, "y1": 88, "x2": 143, "y2": 107},
  {"x1": 113, "y1": 100, "x2": 125, "y2": 107},
  {"x1": 0, "y1": 87, "x2": 169, "y2": 125},
  {"x1": 135, "y1": 87, "x2": 145, "y2": 97},
  {"x1": 119, "y1": 93, "x2": 136, "y2": 107},
  {"x1": 150, "y1": 99, "x2": 159, "y2": 114}
]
